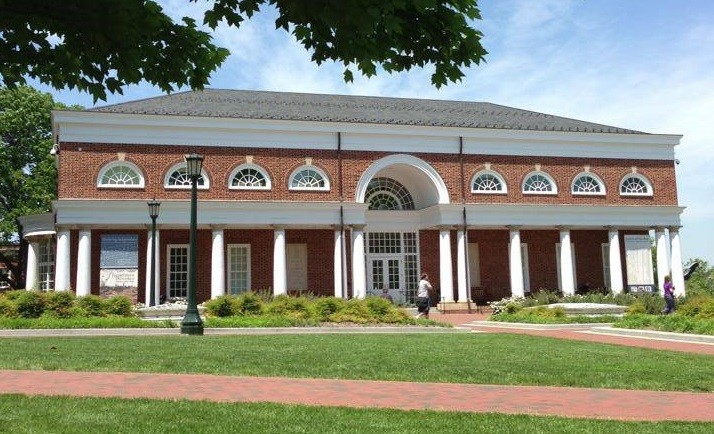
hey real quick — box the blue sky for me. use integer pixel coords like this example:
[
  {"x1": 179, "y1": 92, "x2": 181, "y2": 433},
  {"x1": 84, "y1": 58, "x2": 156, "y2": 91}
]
[{"x1": 33, "y1": 0, "x2": 714, "y2": 264}]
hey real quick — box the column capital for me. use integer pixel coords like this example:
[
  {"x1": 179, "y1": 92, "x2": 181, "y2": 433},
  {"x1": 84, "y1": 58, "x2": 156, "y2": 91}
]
[
  {"x1": 210, "y1": 225, "x2": 227, "y2": 231},
  {"x1": 271, "y1": 225, "x2": 286, "y2": 231},
  {"x1": 507, "y1": 225, "x2": 521, "y2": 231},
  {"x1": 604, "y1": 225, "x2": 618, "y2": 230},
  {"x1": 668, "y1": 225, "x2": 682, "y2": 233},
  {"x1": 438, "y1": 225, "x2": 454, "y2": 231},
  {"x1": 556, "y1": 225, "x2": 572, "y2": 231},
  {"x1": 350, "y1": 224, "x2": 366, "y2": 231},
  {"x1": 651, "y1": 226, "x2": 666, "y2": 232}
]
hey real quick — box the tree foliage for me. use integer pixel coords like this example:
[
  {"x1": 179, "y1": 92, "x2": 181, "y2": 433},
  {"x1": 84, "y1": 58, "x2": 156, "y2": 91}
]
[
  {"x1": 0, "y1": 0, "x2": 487, "y2": 102},
  {"x1": 0, "y1": 86, "x2": 71, "y2": 288}
]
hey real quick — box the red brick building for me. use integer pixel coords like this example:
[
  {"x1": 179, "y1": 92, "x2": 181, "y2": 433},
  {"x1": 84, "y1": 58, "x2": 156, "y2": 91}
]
[{"x1": 20, "y1": 90, "x2": 686, "y2": 307}]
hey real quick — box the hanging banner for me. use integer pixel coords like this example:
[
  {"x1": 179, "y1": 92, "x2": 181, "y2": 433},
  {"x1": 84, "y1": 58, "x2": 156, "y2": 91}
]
[{"x1": 624, "y1": 235, "x2": 655, "y2": 293}]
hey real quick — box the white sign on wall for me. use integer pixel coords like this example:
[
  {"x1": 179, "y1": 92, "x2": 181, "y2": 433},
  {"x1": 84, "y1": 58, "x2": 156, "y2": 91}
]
[
  {"x1": 624, "y1": 235, "x2": 655, "y2": 288},
  {"x1": 287, "y1": 244, "x2": 308, "y2": 292}
]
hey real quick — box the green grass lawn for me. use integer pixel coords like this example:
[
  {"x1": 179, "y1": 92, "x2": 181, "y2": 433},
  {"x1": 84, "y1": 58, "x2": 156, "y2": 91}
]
[
  {"x1": 1, "y1": 395, "x2": 711, "y2": 434},
  {"x1": 1, "y1": 334, "x2": 712, "y2": 392}
]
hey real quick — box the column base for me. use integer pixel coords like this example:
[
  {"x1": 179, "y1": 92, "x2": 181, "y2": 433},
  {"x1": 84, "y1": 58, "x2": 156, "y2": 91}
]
[{"x1": 437, "y1": 301, "x2": 477, "y2": 313}]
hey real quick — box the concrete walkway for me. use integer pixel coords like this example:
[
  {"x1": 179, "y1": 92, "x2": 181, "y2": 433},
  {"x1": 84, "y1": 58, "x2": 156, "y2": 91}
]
[{"x1": 0, "y1": 369, "x2": 712, "y2": 422}]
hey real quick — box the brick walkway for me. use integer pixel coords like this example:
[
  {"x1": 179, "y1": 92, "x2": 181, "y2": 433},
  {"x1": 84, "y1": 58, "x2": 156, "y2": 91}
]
[{"x1": 1, "y1": 369, "x2": 712, "y2": 422}]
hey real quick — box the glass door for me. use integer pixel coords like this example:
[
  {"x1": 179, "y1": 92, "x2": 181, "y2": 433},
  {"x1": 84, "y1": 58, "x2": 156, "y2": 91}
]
[{"x1": 369, "y1": 257, "x2": 402, "y2": 303}]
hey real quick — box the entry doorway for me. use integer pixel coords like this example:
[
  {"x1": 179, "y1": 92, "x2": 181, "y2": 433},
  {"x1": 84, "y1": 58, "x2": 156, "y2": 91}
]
[
  {"x1": 369, "y1": 256, "x2": 403, "y2": 303},
  {"x1": 365, "y1": 231, "x2": 419, "y2": 305}
]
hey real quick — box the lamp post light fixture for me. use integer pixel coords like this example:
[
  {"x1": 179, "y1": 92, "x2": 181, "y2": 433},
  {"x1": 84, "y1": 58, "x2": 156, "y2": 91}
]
[
  {"x1": 181, "y1": 153, "x2": 204, "y2": 335},
  {"x1": 147, "y1": 199, "x2": 160, "y2": 307}
]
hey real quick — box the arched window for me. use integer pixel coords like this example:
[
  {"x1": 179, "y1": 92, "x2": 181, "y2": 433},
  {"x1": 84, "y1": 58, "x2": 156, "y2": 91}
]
[
  {"x1": 289, "y1": 166, "x2": 330, "y2": 191},
  {"x1": 471, "y1": 170, "x2": 507, "y2": 194},
  {"x1": 164, "y1": 162, "x2": 209, "y2": 189},
  {"x1": 571, "y1": 172, "x2": 605, "y2": 195},
  {"x1": 522, "y1": 171, "x2": 557, "y2": 194},
  {"x1": 365, "y1": 177, "x2": 415, "y2": 210},
  {"x1": 229, "y1": 164, "x2": 271, "y2": 190},
  {"x1": 620, "y1": 173, "x2": 652, "y2": 196},
  {"x1": 97, "y1": 161, "x2": 145, "y2": 188}
]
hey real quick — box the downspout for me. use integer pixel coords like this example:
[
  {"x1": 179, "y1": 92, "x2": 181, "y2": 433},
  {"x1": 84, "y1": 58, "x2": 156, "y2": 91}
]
[
  {"x1": 459, "y1": 136, "x2": 471, "y2": 310},
  {"x1": 338, "y1": 132, "x2": 347, "y2": 298}
]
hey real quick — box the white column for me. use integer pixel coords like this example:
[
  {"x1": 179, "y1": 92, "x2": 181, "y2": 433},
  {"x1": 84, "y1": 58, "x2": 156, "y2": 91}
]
[
  {"x1": 508, "y1": 227, "x2": 524, "y2": 298},
  {"x1": 54, "y1": 228, "x2": 71, "y2": 291},
  {"x1": 25, "y1": 240, "x2": 39, "y2": 290},
  {"x1": 439, "y1": 227, "x2": 454, "y2": 303},
  {"x1": 351, "y1": 225, "x2": 366, "y2": 299},
  {"x1": 456, "y1": 229, "x2": 468, "y2": 302},
  {"x1": 655, "y1": 227, "x2": 669, "y2": 293},
  {"x1": 76, "y1": 230, "x2": 92, "y2": 297},
  {"x1": 608, "y1": 228, "x2": 624, "y2": 293},
  {"x1": 333, "y1": 228, "x2": 344, "y2": 298},
  {"x1": 273, "y1": 226, "x2": 287, "y2": 296},
  {"x1": 145, "y1": 228, "x2": 161, "y2": 305},
  {"x1": 211, "y1": 227, "x2": 226, "y2": 299},
  {"x1": 669, "y1": 227, "x2": 685, "y2": 297},
  {"x1": 559, "y1": 228, "x2": 575, "y2": 295}
]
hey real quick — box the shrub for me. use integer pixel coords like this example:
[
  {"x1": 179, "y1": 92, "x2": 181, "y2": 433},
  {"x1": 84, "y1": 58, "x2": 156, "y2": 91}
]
[
  {"x1": 266, "y1": 295, "x2": 310, "y2": 319},
  {"x1": 104, "y1": 296, "x2": 134, "y2": 316},
  {"x1": 204, "y1": 296, "x2": 236, "y2": 317},
  {"x1": 311, "y1": 297, "x2": 346, "y2": 321},
  {"x1": 677, "y1": 295, "x2": 714, "y2": 319},
  {"x1": 78, "y1": 295, "x2": 105, "y2": 317},
  {"x1": 2, "y1": 290, "x2": 26, "y2": 301},
  {"x1": 235, "y1": 292, "x2": 264, "y2": 315},
  {"x1": 0, "y1": 297, "x2": 18, "y2": 318},
  {"x1": 44, "y1": 291, "x2": 76, "y2": 318},
  {"x1": 15, "y1": 291, "x2": 46, "y2": 318},
  {"x1": 365, "y1": 296, "x2": 393, "y2": 317},
  {"x1": 328, "y1": 299, "x2": 374, "y2": 324}
]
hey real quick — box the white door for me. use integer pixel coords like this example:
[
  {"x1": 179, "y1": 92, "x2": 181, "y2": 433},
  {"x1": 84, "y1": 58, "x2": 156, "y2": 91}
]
[{"x1": 369, "y1": 257, "x2": 403, "y2": 303}]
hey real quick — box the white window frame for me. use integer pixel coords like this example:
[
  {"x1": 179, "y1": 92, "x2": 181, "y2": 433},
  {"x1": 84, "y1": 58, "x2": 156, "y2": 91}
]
[
  {"x1": 556, "y1": 242, "x2": 577, "y2": 291},
  {"x1": 601, "y1": 243, "x2": 611, "y2": 289},
  {"x1": 522, "y1": 171, "x2": 558, "y2": 195},
  {"x1": 97, "y1": 160, "x2": 145, "y2": 188},
  {"x1": 471, "y1": 170, "x2": 508, "y2": 194},
  {"x1": 166, "y1": 244, "x2": 189, "y2": 299},
  {"x1": 228, "y1": 163, "x2": 272, "y2": 190},
  {"x1": 227, "y1": 244, "x2": 251, "y2": 294},
  {"x1": 288, "y1": 165, "x2": 330, "y2": 191},
  {"x1": 619, "y1": 173, "x2": 653, "y2": 197},
  {"x1": 38, "y1": 239, "x2": 55, "y2": 291},
  {"x1": 571, "y1": 172, "x2": 606, "y2": 196},
  {"x1": 163, "y1": 162, "x2": 210, "y2": 190}
]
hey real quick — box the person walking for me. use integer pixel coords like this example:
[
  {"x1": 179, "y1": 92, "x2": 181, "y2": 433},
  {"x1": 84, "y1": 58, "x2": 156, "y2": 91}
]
[
  {"x1": 662, "y1": 275, "x2": 676, "y2": 314},
  {"x1": 415, "y1": 273, "x2": 432, "y2": 319}
]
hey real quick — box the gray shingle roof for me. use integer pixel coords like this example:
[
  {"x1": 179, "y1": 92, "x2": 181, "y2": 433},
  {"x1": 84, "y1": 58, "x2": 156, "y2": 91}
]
[{"x1": 90, "y1": 89, "x2": 643, "y2": 134}]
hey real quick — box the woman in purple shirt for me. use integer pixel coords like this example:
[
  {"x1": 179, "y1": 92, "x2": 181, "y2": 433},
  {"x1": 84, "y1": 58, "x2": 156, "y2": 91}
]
[{"x1": 662, "y1": 275, "x2": 675, "y2": 314}]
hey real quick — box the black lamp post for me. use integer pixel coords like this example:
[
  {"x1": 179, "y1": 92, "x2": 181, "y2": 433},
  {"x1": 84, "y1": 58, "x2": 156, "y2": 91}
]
[
  {"x1": 181, "y1": 153, "x2": 204, "y2": 335},
  {"x1": 147, "y1": 199, "x2": 160, "y2": 307}
]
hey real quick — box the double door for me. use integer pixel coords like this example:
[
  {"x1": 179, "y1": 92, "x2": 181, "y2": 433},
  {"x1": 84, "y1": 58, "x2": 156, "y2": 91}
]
[{"x1": 369, "y1": 256, "x2": 404, "y2": 304}]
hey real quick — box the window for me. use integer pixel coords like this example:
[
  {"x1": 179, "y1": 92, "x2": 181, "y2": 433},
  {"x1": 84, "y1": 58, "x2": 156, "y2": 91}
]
[
  {"x1": 229, "y1": 164, "x2": 271, "y2": 190},
  {"x1": 0, "y1": 269, "x2": 10, "y2": 289},
  {"x1": 601, "y1": 243, "x2": 611, "y2": 289},
  {"x1": 571, "y1": 173, "x2": 605, "y2": 195},
  {"x1": 164, "y1": 163, "x2": 209, "y2": 189},
  {"x1": 97, "y1": 161, "x2": 145, "y2": 188},
  {"x1": 289, "y1": 166, "x2": 330, "y2": 191},
  {"x1": 620, "y1": 174, "x2": 652, "y2": 196},
  {"x1": 365, "y1": 177, "x2": 414, "y2": 210},
  {"x1": 167, "y1": 245, "x2": 189, "y2": 299},
  {"x1": 227, "y1": 244, "x2": 251, "y2": 294},
  {"x1": 522, "y1": 172, "x2": 557, "y2": 194},
  {"x1": 471, "y1": 170, "x2": 507, "y2": 194},
  {"x1": 38, "y1": 239, "x2": 55, "y2": 290}
]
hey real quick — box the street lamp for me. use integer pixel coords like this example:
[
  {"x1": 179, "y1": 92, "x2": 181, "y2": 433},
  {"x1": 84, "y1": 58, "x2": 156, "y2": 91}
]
[
  {"x1": 181, "y1": 153, "x2": 204, "y2": 335},
  {"x1": 147, "y1": 199, "x2": 160, "y2": 307}
]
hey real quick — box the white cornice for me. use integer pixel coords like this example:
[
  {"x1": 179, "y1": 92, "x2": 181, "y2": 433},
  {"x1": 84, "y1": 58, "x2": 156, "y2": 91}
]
[
  {"x1": 52, "y1": 199, "x2": 683, "y2": 230},
  {"x1": 19, "y1": 213, "x2": 56, "y2": 238},
  {"x1": 52, "y1": 110, "x2": 681, "y2": 160}
]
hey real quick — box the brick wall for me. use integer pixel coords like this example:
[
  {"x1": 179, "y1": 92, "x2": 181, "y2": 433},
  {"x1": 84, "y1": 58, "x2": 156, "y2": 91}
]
[{"x1": 58, "y1": 143, "x2": 677, "y2": 206}]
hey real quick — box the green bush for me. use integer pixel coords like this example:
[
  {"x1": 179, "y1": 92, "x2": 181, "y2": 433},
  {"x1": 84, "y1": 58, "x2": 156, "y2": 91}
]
[
  {"x1": 504, "y1": 302, "x2": 522, "y2": 314},
  {"x1": 266, "y1": 295, "x2": 310, "y2": 318},
  {"x1": 625, "y1": 293, "x2": 663, "y2": 315},
  {"x1": 311, "y1": 297, "x2": 346, "y2": 321},
  {"x1": 44, "y1": 291, "x2": 76, "y2": 318},
  {"x1": 104, "y1": 296, "x2": 134, "y2": 316},
  {"x1": 677, "y1": 295, "x2": 714, "y2": 319},
  {"x1": 204, "y1": 296, "x2": 236, "y2": 317},
  {"x1": 365, "y1": 296, "x2": 393, "y2": 317},
  {"x1": 78, "y1": 295, "x2": 105, "y2": 317},
  {"x1": 15, "y1": 291, "x2": 46, "y2": 318},
  {"x1": 2, "y1": 290, "x2": 26, "y2": 301},
  {"x1": 235, "y1": 292, "x2": 264, "y2": 315},
  {"x1": 0, "y1": 297, "x2": 18, "y2": 318},
  {"x1": 328, "y1": 299, "x2": 374, "y2": 324}
]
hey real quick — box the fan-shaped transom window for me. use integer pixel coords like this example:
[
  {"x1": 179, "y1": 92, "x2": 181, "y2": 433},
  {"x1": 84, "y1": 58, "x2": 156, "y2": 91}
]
[
  {"x1": 229, "y1": 164, "x2": 271, "y2": 190},
  {"x1": 522, "y1": 172, "x2": 557, "y2": 194},
  {"x1": 97, "y1": 161, "x2": 145, "y2": 188},
  {"x1": 620, "y1": 174, "x2": 652, "y2": 196},
  {"x1": 164, "y1": 163, "x2": 209, "y2": 189},
  {"x1": 365, "y1": 177, "x2": 415, "y2": 210},
  {"x1": 471, "y1": 170, "x2": 507, "y2": 194},
  {"x1": 289, "y1": 166, "x2": 330, "y2": 191},
  {"x1": 571, "y1": 173, "x2": 605, "y2": 195}
]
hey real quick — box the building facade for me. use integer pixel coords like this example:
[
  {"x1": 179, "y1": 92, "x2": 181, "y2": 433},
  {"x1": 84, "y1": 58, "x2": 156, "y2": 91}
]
[{"x1": 20, "y1": 90, "x2": 686, "y2": 307}]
